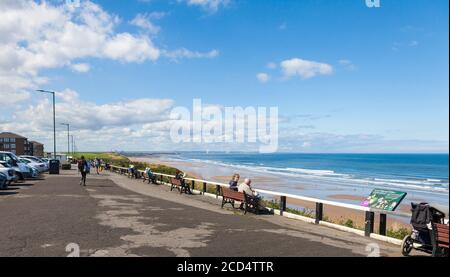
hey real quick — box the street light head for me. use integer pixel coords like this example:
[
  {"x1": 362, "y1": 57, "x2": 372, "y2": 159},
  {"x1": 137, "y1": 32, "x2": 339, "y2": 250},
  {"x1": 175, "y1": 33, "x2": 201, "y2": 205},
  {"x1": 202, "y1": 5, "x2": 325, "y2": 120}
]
[{"x1": 36, "y1": 89, "x2": 55, "y2": 94}]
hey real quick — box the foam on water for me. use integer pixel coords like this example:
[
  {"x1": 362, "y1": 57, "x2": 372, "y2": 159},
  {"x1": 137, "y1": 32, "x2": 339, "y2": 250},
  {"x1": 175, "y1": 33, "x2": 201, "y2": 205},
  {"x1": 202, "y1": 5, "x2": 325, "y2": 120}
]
[{"x1": 171, "y1": 156, "x2": 449, "y2": 195}]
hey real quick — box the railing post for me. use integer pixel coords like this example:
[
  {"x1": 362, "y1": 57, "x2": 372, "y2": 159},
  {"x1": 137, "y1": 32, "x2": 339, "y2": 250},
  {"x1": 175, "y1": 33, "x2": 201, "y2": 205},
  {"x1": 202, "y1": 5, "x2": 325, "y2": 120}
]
[
  {"x1": 365, "y1": 211, "x2": 375, "y2": 237},
  {"x1": 203, "y1": 182, "x2": 207, "y2": 194},
  {"x1": 191, "y1": 180, "x2": 195, "y2": 191},
  {"x1": 280, "y1": 196, "x2": 287, "y2": 216},
  {"x1": 379, "y1": 213, "x2": 387, "y2": 236},
  {"x1": 315, "y1": 203, "x2": 323, "y2": 224},
  {"x1": 216, "y1": 185, "x2": 221, "y2": 198},
  {"x1": 160, "y1": 175, "x2": 163, "y2": 184}
]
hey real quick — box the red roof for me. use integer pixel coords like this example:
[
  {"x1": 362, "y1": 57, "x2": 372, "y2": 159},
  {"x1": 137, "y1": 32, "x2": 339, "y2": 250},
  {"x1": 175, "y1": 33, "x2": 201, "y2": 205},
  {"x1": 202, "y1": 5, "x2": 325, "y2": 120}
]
[{"x1": 0, "y1": 132, "x2": 27, "y2": 139}]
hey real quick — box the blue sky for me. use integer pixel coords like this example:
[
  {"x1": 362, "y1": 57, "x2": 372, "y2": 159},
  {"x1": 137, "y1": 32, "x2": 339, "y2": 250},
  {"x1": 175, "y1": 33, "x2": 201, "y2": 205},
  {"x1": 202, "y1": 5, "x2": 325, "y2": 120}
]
[{"x1": 0, "y1": 0, "x2": 448, "y2": 153}]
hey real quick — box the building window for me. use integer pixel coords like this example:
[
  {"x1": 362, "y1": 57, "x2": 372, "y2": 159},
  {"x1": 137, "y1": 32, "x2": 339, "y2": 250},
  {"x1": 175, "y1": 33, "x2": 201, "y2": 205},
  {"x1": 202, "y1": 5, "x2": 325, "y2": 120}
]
[
  {"x1": 3, "y1": 138, "x2": 9, "y2": 143},
  {"x1": 0, "y1": 138, "x2": 3, "y2": 142},
  {"x1": 10, "y1": 138, "x2": 16, "y2": 143},
  {"x1": 4, "y1": 144, "x2": 9, "y2": 149},
  {"x1": 11, "y1": 144, "x2": 16, "y2": 149}
]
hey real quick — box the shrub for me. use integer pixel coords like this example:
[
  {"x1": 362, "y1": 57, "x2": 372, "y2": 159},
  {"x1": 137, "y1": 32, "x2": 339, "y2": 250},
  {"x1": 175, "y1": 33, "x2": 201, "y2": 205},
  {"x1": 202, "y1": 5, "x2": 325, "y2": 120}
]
[
  {"x1": 387, "y1": 227, "x2": 410, "y2": 240},
  {"x1": 343, "y1": 219, "x2": 354, "y2": 228}
]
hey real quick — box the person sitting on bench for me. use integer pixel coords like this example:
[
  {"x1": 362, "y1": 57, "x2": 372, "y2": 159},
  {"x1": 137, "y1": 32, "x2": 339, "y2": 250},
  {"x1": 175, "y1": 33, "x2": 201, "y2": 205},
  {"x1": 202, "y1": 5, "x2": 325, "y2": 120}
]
[
  {"x1": 238, "y1": 178, "x2": 264, "y2": 210},
  {"x1": 128, "y1": 165, "x2": 135, "y2": 177},
  {"x1": 144, "y1": 167, "x2": 156, "y2": 183},
  {"x1": 229, "y1": 173, "x2": 240, "y2": 191},
  {"x1": 176, "y1": 170, "x2": 193, "y2": 195},
  {"x1": 128, "y1": 165, "x2": 140, "y2": 179}
]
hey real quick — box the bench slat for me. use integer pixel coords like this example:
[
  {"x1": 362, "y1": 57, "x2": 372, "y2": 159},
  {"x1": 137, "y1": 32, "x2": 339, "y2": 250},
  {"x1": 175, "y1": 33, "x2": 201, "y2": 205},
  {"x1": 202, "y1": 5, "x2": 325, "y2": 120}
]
[
  {"x1": 433, "y1": 223, "x2": 449, "y2": 250},
  {"x1": 436, "y1": 226, "x2": 449, "y2": 233}
]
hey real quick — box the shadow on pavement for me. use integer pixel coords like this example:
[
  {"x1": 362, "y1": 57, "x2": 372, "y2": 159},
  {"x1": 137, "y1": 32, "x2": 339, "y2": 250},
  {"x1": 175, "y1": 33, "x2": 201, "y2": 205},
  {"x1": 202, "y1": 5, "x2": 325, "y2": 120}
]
[
  {"x1": 0, "y1": 191, "x2": 18, "y2": 196},
  {"x1": 10, "y1": 183, "x2": 35, "y2": 187}
]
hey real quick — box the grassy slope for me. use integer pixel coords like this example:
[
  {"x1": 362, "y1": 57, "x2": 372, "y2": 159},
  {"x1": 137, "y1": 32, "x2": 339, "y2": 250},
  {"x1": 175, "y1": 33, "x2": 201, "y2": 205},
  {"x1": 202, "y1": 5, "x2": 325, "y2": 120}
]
[{"x1": 71, "y1": 152, "x2": 179, "y2": 175}]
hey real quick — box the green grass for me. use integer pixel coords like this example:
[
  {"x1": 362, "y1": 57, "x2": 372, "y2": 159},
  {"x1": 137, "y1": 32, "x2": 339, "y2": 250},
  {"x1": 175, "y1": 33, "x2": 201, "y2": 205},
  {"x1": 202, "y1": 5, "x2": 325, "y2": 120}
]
[
  {"x1": 387, "y1": 227, "x2": 410, "y2": 240},
  {"x1": 72, "y1": 152, "x2": 128, "y2": 163},
  {"x1": 265, "y1": 200, "x2": 315, "y2": 218},
  {"x1": 71, "y1": 152, "x2": 179, "y2": 175}
]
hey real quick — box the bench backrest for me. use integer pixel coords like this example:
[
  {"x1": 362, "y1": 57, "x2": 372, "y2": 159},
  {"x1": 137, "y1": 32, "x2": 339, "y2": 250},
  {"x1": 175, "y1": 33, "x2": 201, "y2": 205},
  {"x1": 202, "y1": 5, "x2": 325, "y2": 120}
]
[
  {"x1": 222, "y1": 187, "x2": 245, "y2": 202},
  {"x1": 433, "y1": 223, "x2": 449, "y2": 248},
  {"x1": 171, "y1": 178, "x2": 182, "y2": 186}
]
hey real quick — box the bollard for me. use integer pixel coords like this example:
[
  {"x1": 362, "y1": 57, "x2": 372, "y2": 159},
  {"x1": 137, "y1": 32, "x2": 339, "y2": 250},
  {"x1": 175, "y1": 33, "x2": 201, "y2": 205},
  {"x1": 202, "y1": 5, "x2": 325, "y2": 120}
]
[
  {"x1": 280, "y1": 196, "x2": 287, "y2": 216},
  {"x1": 202, "y1": 182, "x2": 207, "y2": 194},
  {"x1": 365, "y1": 211, "x2": 375, "y2": 237},
  {"x1": 315, "y1": 203, "x2": 323, "y2": 224},
  {"x1": 191, "y1": 180, "x2": 195, "y2": 191},
  {"x1": 379, "y1": 213, "x2": 387, "y2": 236}
]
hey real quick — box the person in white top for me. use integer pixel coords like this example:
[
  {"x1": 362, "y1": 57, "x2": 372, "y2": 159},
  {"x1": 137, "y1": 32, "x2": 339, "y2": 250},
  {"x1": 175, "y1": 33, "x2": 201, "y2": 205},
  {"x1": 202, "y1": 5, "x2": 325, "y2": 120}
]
[
  {"x1": 238, "y1": 178, "x2": 258, "y2": 197},
  {"x1": 238, "y1": 178, "x2": 265, "y2": 211}
]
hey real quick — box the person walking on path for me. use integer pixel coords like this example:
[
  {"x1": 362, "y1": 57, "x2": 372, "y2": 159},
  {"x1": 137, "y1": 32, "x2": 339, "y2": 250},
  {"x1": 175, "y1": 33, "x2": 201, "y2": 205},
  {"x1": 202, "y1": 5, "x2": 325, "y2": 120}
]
[
  {"x1": 95, "y1": 158, "x2": 100, "y2": 174},
  {"x1": 77, "y1": 156, "x2": 89, "y2": 186}
]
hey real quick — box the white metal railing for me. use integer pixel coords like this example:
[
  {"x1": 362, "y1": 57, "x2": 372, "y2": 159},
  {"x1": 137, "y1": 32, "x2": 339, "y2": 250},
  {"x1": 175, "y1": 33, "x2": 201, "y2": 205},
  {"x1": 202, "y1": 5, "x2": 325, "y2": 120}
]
[{"x1": 109, "y1": 164, "x2": 412, "y2": 237}]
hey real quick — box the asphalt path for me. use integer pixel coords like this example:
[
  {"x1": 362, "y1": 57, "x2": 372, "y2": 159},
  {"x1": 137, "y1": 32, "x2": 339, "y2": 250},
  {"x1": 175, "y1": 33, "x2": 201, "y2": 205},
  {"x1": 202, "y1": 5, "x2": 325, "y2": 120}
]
[{"x1": 0, "y1": 169, "x2": 401, "y2": 257}]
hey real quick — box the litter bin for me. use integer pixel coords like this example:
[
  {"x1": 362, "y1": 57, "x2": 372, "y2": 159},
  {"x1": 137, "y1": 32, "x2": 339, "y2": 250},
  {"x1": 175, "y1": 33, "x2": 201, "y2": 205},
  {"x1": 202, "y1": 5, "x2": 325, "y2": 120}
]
[{"x1": 49, "y1": 159, "x2": 60, "y2": 175}]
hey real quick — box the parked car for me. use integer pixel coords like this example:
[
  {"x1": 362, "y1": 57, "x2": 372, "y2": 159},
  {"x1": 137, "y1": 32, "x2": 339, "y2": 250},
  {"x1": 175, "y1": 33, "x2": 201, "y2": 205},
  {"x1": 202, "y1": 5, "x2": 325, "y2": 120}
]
[
  {"x1": 0, "y1": 172, "x2": 7, "y2": 190},
  {"x1": 19, "y1": 158, "x2": 47, "y2": 173},
  {"x1": 20, "y1": 156, "x2": 49, "y2": 171},
  {"x1": 0, "y1": 151, "x2": 36, "y2": 180},
  {"x1": 0, "y1": 162, "x2": 17, "y2": 186}
]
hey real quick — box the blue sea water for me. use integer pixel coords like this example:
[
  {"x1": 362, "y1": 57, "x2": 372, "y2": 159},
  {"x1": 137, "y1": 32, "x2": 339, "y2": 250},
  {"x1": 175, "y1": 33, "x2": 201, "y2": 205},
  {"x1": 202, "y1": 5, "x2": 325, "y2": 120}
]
[{"x1": 172, "y1": 152, "x2": 449, "y2": 196}]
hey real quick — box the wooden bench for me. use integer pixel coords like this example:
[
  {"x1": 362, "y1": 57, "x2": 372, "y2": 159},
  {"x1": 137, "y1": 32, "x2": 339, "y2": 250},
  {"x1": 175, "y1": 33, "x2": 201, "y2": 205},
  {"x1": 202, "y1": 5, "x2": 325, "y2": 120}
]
[
  {"x1": 221, "y1": 188, "x2": 260, "y2": 215},
  {"x1": 432, "y1": 223, "x2": 449, "y2": 257},
  {"x1": 170, "y1": 178, "x2": 189, "y2": 194}
]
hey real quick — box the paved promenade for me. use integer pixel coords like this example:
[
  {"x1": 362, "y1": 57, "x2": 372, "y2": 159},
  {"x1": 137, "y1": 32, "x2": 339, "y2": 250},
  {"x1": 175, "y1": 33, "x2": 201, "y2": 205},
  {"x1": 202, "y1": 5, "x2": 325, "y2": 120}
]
[{"x1": 0, "y1": 169, "x2": 401, "y2": 257}]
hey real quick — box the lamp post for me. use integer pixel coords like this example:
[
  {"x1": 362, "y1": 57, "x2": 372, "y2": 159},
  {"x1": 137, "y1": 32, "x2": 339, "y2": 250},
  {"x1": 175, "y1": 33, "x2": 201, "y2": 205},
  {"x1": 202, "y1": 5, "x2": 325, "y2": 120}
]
[
  {"x1": 61, "y1": 123, "x2": 70, "y2": 155},
  {"x1": 36, "y1": 90, "x2": 56, "y2": 159},
  {"x1": 71, "y1": 135, "x2": 74, "y2": 154}
]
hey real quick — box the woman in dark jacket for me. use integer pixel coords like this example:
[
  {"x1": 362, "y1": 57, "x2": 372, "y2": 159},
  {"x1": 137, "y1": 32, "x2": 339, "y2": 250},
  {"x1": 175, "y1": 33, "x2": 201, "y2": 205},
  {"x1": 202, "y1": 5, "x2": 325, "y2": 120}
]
[{"x1": 229, "y1": 173, "x2": 240, "y2": 191}]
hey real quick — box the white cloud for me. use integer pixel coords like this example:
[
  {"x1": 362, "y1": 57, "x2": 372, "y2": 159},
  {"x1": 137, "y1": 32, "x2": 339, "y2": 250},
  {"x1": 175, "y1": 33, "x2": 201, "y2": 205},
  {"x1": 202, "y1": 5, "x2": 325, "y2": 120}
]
[
  {"x1": 164, "y1": 48, "x2": 219, "y2": 60},
  {"x1": 70, "y1": 63, "x2": 91, "y2": 73},
  {"x1": 103, "y1": 33, "x2": 160, "y2": 63},
  {"x1": 13, "y1": 89, "x2": 175, "y2": 131},
  {"x1": 256, "y1": 73, "x2": 270, "y2": 83},
  {"x1": 130, "y1": 13, "x2": 161, "y2": 35},
  {"x1": 280, "y1": 58, "x2": 333, "y2": 79},
  {"x1": 338, "y1": 59, "x2": 356, "y2": 71},
  {"x1": 0, "y1": 0, "x2": 217, "y2": 105},
  {"x1": 0, "y1": 0, "x2": 162, "y2": 103},
  {"x1": 179, "y1": 0, "x2": 230, "y2": 13}
]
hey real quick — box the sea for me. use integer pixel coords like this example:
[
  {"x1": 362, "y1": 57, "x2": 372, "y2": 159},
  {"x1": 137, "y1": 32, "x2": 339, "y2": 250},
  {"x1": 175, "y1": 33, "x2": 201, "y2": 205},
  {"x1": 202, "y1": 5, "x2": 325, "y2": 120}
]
[{"x1": 159, "y1": 152, "x2": 449, "y2": 210}]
